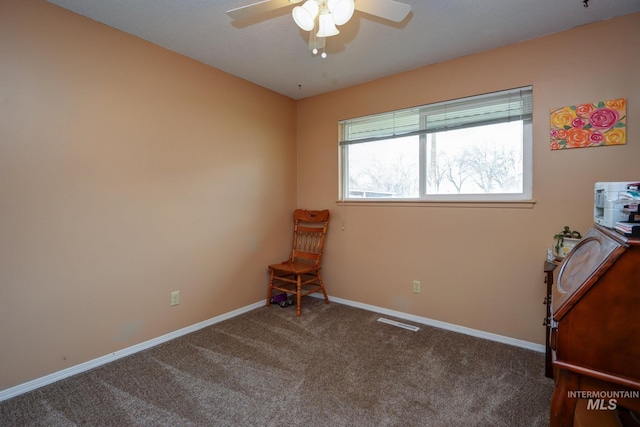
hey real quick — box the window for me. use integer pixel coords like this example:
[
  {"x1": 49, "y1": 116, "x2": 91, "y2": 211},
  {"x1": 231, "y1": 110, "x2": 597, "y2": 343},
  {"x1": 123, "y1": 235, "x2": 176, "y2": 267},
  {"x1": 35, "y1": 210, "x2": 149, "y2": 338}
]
[{"x1": 339, "y1": 87, "x2": 533, "y2": 202}]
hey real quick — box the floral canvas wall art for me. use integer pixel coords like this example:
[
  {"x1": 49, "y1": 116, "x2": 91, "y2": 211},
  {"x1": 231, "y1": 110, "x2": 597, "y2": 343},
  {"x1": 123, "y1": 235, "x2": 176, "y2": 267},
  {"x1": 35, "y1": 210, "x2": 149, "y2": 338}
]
[{"x1": 550, "y1": 98, "x2": 626, "y2": 150}]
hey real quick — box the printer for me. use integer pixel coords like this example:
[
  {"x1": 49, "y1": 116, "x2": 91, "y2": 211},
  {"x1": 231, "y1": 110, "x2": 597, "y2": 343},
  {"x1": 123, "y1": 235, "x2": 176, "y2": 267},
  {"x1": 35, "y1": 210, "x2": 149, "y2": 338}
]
[{"x1": 594, "y1": 181, "x2": 640, "y2": 228}]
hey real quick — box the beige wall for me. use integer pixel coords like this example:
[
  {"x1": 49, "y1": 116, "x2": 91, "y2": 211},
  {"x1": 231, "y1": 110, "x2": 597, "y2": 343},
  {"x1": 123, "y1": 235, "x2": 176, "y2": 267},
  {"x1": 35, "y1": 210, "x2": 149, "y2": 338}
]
[
  {"x1": 0, "y1": 0, "x2": 297, "y2": 390},
  {"x1": 297, "y1": 13, "x2": 640, "y2": 344}
]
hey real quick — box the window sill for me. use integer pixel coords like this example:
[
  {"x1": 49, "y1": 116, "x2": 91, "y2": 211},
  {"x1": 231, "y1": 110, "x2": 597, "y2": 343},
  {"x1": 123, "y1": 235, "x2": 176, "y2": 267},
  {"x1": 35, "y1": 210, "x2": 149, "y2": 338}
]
[{"x1": 336, "y1": 199, "x2": 537, "y2": 209}]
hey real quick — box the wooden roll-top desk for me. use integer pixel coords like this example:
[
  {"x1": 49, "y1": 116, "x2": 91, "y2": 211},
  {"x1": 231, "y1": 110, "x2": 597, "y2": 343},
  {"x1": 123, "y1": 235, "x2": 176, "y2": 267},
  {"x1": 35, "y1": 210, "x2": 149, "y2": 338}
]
[{"x1": 549, "y1": 225, "x2": 640, "y2": 427}]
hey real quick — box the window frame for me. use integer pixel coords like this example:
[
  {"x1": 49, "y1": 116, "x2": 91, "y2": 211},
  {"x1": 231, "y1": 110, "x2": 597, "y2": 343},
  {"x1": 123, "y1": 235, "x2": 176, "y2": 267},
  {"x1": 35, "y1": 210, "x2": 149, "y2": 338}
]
[{"x1": 338, "y1": 87, "x2": 533, "y2": 203}]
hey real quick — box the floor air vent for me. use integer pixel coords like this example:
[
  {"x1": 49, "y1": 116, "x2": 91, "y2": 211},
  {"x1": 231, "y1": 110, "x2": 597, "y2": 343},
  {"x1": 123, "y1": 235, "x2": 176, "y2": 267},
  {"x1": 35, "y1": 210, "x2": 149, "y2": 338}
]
[{"x1": 377, "y1": 318, "x2": 420, "y2": 332}]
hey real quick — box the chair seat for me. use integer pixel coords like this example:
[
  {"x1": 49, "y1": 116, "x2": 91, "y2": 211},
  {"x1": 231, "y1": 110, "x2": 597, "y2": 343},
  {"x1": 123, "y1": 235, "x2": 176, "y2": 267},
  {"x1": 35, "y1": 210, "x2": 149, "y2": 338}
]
[{"x1": 268, "y1": 261, "x2": 320, "y2": 274}]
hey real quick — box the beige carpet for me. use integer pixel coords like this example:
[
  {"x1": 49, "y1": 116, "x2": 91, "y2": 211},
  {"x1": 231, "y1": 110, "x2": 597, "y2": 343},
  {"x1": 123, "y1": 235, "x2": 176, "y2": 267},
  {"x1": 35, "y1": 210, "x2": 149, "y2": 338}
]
[{"x1": 0, "y1": 298, "x2": 554, "y2": 426}]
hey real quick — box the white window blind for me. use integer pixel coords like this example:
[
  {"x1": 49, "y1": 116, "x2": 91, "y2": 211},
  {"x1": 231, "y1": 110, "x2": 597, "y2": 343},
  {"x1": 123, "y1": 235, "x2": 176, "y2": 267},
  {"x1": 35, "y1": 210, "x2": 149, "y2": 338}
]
[{"x1": 339, "y1": 86, "x2": 533, "y2": 145}]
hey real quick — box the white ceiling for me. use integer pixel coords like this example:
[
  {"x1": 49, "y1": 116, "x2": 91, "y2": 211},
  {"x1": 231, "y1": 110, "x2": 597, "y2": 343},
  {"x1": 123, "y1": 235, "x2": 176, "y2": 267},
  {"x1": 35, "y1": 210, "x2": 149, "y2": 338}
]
[{"x1": 46, "y1": 0, "x2": 640, "y2": 100}]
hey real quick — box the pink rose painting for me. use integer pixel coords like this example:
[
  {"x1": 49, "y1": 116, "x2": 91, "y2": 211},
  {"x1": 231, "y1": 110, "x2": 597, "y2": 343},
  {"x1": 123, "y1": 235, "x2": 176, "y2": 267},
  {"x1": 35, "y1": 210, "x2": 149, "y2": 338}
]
[{"x1": 550, "y1": 98, "x2": 626, "y2": 150}]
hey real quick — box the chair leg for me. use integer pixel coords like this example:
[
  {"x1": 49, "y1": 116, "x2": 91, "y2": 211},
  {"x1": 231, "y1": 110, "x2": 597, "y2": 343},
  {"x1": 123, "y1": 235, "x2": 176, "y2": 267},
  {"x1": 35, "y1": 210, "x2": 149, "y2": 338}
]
[
  {"x1": 317, "y1": 271, "x2": 330, "y2": 304},
  {"x1": 266, "y1": 269, "x2": 275, "y2": 307},
  {"x1": 296, "y1": 274, "x2": 302, "y2": 317}
]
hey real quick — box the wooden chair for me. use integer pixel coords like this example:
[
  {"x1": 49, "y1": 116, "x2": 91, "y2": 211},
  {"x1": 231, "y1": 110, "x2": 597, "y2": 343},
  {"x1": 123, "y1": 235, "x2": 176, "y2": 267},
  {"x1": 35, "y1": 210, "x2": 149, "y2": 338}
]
[{"x1": 267, "y1": 209, "x2": 330, "y2": 317}]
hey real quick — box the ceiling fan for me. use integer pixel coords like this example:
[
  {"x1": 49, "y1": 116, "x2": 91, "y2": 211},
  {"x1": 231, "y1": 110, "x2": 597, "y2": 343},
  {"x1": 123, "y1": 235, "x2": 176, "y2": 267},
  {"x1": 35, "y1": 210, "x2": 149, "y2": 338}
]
[{"x1": 227, "y1": 0, "x2": 411, "y2": 58}]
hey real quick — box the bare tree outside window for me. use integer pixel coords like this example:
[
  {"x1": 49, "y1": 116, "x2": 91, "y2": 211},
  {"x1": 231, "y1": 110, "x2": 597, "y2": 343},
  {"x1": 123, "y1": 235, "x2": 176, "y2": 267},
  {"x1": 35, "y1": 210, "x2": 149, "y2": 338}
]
[
  {"x1": 426, "y1": 122, "x2": 524, "y2": 195},
  {"x1": 345, "y1": 122, "x2": 523, "y2": 198},
  {"x1": 347, "y1": 136, "x2": 418, "y2": 198}
]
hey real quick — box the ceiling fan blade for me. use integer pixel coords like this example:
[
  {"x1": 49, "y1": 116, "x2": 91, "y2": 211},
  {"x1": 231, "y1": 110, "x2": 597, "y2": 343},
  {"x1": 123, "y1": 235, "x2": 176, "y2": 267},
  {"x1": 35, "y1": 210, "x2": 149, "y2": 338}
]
[
  {"x1": 354, "y1": 0, "x2": 411, "y2": 23},
  {"x1": 227, "y1": 0, "x2": 301, "y2": 21}
]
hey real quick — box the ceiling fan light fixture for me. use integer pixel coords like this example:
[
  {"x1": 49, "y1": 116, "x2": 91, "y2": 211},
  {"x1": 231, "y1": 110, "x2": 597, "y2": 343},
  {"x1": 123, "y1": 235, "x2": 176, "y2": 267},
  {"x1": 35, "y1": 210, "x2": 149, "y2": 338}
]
[
  {"x1": 327, "y1": 0, "x2": 354, "y2": 26},
  {"x1": 292, "y1": 0, "x2": 319, "y2": 32},
  {"x1": 316, "y1": 11, "x2": 340, "y2": 37}
]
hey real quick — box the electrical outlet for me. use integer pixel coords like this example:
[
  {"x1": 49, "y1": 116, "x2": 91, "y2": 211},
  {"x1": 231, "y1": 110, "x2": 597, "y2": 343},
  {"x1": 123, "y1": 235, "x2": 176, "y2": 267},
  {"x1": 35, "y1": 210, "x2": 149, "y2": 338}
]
[
  {"x1": 171, "y1": 291, "x2": 180, "y2": 306},
  {"x1": 413, "y1": 280, "x2": 421, "y2": 294}
]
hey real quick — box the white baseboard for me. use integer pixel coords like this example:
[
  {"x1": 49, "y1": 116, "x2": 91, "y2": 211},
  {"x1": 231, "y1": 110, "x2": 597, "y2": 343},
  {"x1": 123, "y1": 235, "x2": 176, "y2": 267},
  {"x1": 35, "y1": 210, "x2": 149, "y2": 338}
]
[
  {"x1": 0, "y1": 301, "x2": 264, "y2": 402},
  {"x1": 313, "y1": 293, "x2": 545, "y2": 353},
  {"x1": 1, "y1": 295, "x2": 544, "y2": 402}
]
